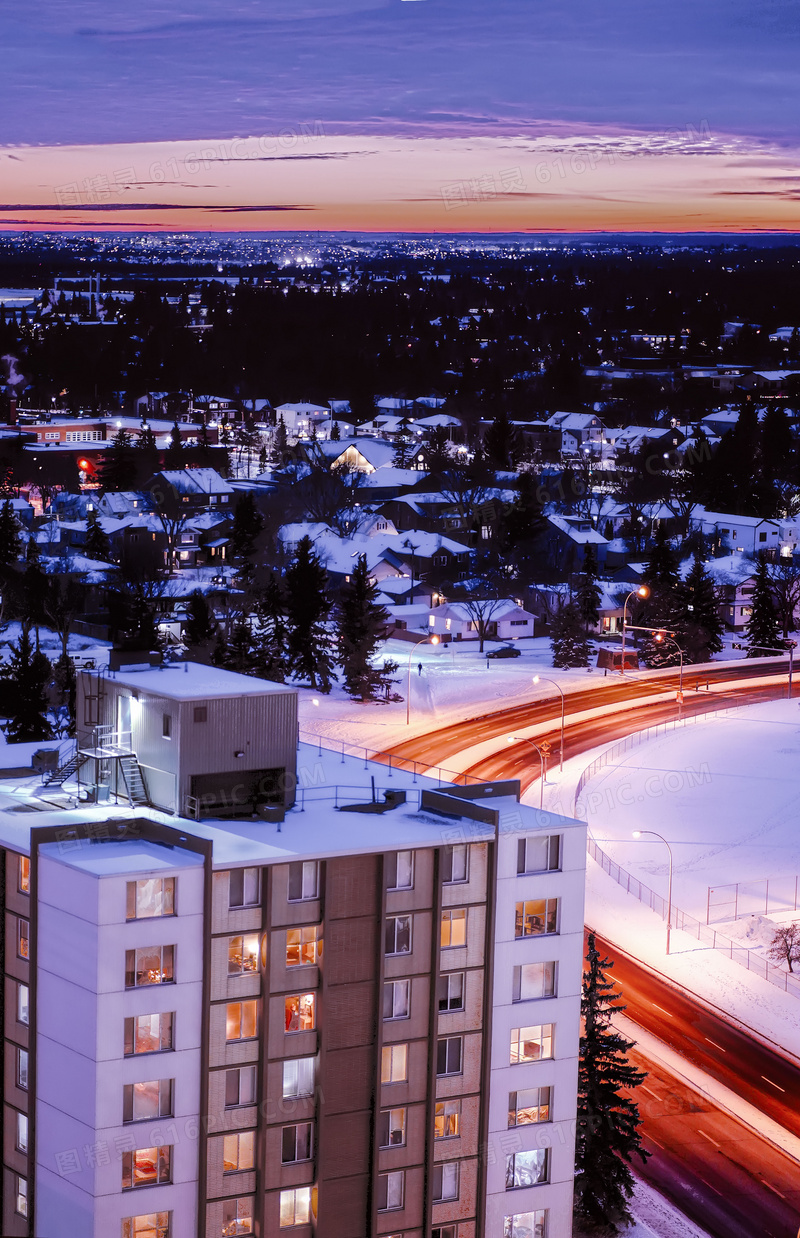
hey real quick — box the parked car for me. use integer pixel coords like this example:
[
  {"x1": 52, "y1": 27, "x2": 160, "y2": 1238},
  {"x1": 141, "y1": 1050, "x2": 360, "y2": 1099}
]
[
  {"x1": 487, "y1": 645, "x2": 521, "y2": 659},
  {"x1": 70, "y1": 653, "x2": 97, "y2": 670}
]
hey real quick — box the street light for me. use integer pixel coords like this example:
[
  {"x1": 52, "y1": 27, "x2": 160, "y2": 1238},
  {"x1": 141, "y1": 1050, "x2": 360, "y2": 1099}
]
[
  {"x1": 653, "y1": 631, "x2": 684, "y2": 705},
  {"x1": 633, "y1": 830, "x2": 674, "y2": 954},
  {"x1": 406, "y1": 634, "x2": 440, "y2": 726},
  {"x1": 620, "y1": 585, "x2": 650, "y2": 670},
  {"x1": 532, "y1": 675, "x2": 565, "y2": 772},
  {"x1": 507, "y1": 734, "x2": 547, "y2": 809}
]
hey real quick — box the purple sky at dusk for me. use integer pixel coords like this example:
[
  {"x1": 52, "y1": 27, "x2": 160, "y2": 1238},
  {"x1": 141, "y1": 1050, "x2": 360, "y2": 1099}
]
[{"x1": 1, "y1": 0, "x2": 799, "y2": 231}]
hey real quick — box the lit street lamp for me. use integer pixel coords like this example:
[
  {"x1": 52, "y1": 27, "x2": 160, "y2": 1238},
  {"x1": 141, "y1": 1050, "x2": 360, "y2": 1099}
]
[
  {"x1": 406, "y1": 634, "x2": 440, "y2": 726},
  {"x1": 653, "y1": 631, "x2": 684, "y2": 705},
  {"x1": 620, "y1": 585, "x2": 650, "y2": 670},
  {"x1": 532, "y1": 674, "x2": 565, "y2": 772},
  {"x1": 633, "y1": 829, "x2": 674, "y2": 954},
  {"x1": 507, "y1": 734, "x2": 548, "y2": 809}
]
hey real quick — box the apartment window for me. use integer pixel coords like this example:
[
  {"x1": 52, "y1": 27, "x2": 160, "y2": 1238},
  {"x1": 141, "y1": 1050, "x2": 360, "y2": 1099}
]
[
  {"x1": 510, "y1": 1025, "x2": 554, "y2": 1064},
  {"x1": 281, "y1": 1122, "x2": 313, "y2": 1164},
  {"x1": 162, "y1": 714, "x2": 172, "y2": 739},
  {"x1": 285, "y1": 992, "x2": 316, "y2": 1033},
  {"x1": 225, "y1": 1065, "x2": 257, "y2": 1108},
  {"x1": 17, "y1": 918, "x2": 29, "y2": 960},
  {"x1": 226, "y1": 1001, "x2": 258, "y2": 1041},
  {"x1": 441, "y1": 843, "x2": 468, "y2": 883},
  {"x1": 286, "y1": 925, "x2": 321, "y2": 967},
  {"x1": 436, "y1": 1036, "x2": 463, "y2": 1077},
  {"x1": 125, "y1": 1013, "x2": 174, "y2": 1056},
  {"x1": 509, "y1": 1087, "x2": 552, "y2": 1127},
  {"x1": 15, "y1": 1112, "x2": 28, "y2": 1154},
  {"x1": 386, "y1": 850, "x2": 414, "y2": 890},
  {"x1": 517, "y1": 835, "x2": 560, "y2": 874},
  {"x1": 122, "y1": 1214, "x2": 171, "y2": 1238},
  {"x1": 377, "y1": 1170, "x2": 405, "y2": 1212},
  {"x1": 127, "y1": 878, "x2": 175, "y2": 921},
  {"x1": 441, "y1": 908, "x2": 467, "y2": 948},
  {"x1": 513, "y1": 962, "x2": 556, "y2": 1002},
  {"x1": 280, "y1": 1186, "x2": 315, "y2": 1227},
  {"x1": 282, "y1": 1057, "x2": 315, "y2": 1099},
  {"x1": 504, "y1": 1211, "x2": 548, "y2": 1238},
  {"x1": 122, "y1": 1146, "x2": 172, "y2": 1190},
  {"x1": 378, "y1": 1107, "x2": 406, "y2": 1147},
  {"x1": 123, "y1": 1080, "x2": 173, "y2": 1124},
  {"x1": 288, "y1": 861, "x2": 319, "y2": 901},
  {"x1": 383, "y1": 978, "x2": 411, "y2": 1020},
  {"x1": 515, "y1": 899, "x2": 559, "y2": 938},
  {"x1": 432, "y1": 1229, "x2": 457, "y2": 1238},
  {"x1": 229, "y1": 867, "x2": 261, "y2": 908},
  {"x1": 17, "y1": 983, "x2": 29, "y2": 1025},
  {"x1": 381, "y1": 1043, "x2": 408, "y2": 1084},
  {"x1": 385, "y1": 914, "x2": 412, "y2": 956},
  {"x1": 17, "y1": 1048, "x2": 28, "y2": 1090},
  {"x1": 438, "y1": 972, "x2": 465, "y2": 1012},
  {"x1": 432, "y1": 1162, "x2": 459, "y2": 1202},
  {"x1": 126, "y1": 945, "x2": 175, "y2": 988},
  {"x1": 223, "y1": 1130, "x2": 255, "y2": 1174},
  {"x1": 18, "y1": 856, "x2": 30, "y2": 894},
  {"x1": 506, "y1": 1148, "x2": 549, "y2": 1189},
  {"x1": 15, "y1": 1177, "x2": 27, "y2": 1219},
  {"x1": 222, "y1": 1197, "x2": 253, "y2": 1235},
  {"x1": 228, "y1": 934, "x2": 260, "y2": 976},
  {"x1": 434, "y1": 1099, "x2": 461, "y2": 1139}
]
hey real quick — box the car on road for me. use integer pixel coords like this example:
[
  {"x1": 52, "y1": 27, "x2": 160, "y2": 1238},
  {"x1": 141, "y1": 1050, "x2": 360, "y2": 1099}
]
[{"x1": 487, "y1": 645, "x2": 521, "y2": 659}]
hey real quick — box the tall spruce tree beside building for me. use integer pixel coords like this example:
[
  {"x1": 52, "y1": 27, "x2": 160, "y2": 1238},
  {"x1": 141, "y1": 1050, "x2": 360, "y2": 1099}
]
[
  {"x1": 576, "y1": 545, "x2": 602, "y2": 631},
  {"x1": 0, "y1": 499, "x2": 21, "y2": 571},
  {"x1": 251, "y1": 573, "x2": 289, "y2": 682},
  {"x1": 184, "y1": 590, "x2": 217, "y2": 660},
  {"x1": 746, "y1": 553, "x2": 780, "y2": 656},
  {"x1": 676, "y1": 554, "x2": 724, "y2": 663},
  {"x1": 231, "y1": 492, "x2": 264, "y2": 563},
  {"x1": 642, "y1": 524, "x2": 679, "y2": 625},
  {"x1": 550, "y1": 598, "x2": 590, "y2": 668},
  {"x1": 0, "y1": 630, "x2": 53, "y2": 742},
  {"x1": 337, "y1": 554, "x2": 400, "y2": 701},
  {"x1": 574, "y1": 934, "x2": 649, "y2": 1232},
  {"x1": 85, "y1": 508, "x2": 112, "y2": 562},
  {"x1": 284, "y1": 535, "x2": 336, "y2": 692},
  {"x1": 393, "y1": 418, "x2": 415, "y2": 468},
  {"x1": 100, "y1": 428, "x2": 139, "y2": 492}
]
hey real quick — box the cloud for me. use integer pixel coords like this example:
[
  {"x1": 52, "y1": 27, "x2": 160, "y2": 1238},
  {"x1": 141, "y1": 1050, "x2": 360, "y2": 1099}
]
[{"x1": 0, "y1": 202, "x2": 314, "y2": 212}]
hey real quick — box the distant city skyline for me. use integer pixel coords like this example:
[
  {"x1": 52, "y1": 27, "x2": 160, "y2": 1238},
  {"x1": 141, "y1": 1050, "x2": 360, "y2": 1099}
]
[{"x1": 2, "y1": 0, "x2": 799, "y2": 232}]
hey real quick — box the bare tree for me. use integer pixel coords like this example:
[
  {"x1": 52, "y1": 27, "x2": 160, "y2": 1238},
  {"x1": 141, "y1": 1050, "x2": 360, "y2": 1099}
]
[
  {"x1": 769, "y1": 560, "x2": 800, "y2": 638},
  {"x1": 767, "y1": 922, "x2": 800, "y2": 973},
  {"x1": 455, "y1": 595, "x2": 507, "y2": 653}
]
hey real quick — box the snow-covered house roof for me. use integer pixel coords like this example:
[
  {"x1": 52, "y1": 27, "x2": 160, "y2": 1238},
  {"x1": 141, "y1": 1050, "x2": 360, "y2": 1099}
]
[
  {"x1": 151, "y1": 468, "x2": 234, "y2": 497},
  {"x1": 313, "y1": 437, "x2": 397, "y2": 473},
  {"x1": 546, "y1": 513, "x2": 608, "y2": 545}
]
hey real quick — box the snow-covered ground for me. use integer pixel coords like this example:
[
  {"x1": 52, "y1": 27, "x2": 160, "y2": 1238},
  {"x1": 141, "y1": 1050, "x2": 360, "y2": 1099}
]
[{"x1": 622, "y1": 1179, "x2": 714, "y2": 1238}]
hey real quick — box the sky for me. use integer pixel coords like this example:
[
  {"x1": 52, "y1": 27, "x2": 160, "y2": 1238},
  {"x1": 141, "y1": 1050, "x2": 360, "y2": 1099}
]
[{"x1": 1, "y1": 0, "x2": 799, "y2": 233}]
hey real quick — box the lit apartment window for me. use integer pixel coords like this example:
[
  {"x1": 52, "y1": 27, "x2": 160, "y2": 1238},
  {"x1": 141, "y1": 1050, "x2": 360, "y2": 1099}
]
[
  {"x1": 506, "y1": 1148, "x2": 549, "y2": 1189},
  {"x1": 383, "y1": 979, "x2": 410, "y2": 1020},
  {"x1": 285, "y1": 993, "x2": 316, "y2": 1033},
  {"x1": 281, "y1": 1122, "x2": 313, "y2": 1163},
  {"x1": 288, "y1": 861, "x2": 319, "y2": 901},
  {"x1": 286, "y1": 925, "x2": 321, "y2": 967},
  {"x1": 17, "y1": 1048, "x2": 28, "y2": 1090},
  {"x1": 438, "y1": 972, "x2": 465, "y2": 1012},
  {"x1": 125, "y1": 1013, "x2": 174, "y2": 1056},
  {"x1": 432, "y1": 1162, "x2": 459, "y2": 1202},
  {"x1": 509, "y1": 1087, "x2": 552, "y2": 1127},
  {"x1": 517, "y1": 835, "x2": 560, "y2": 874},
  {"x1": 17, "y1": 918, "x2": 29, "y2": 960},
  {"x1": 18, "y1": 856, "x2": 30, "y2": 894},
  {"x1": 226, "y1": 1066, "x2": 257, "y2": 1108},
  {"x1": 434, "y1": 1099, "x2": 461, "y2": 1139},
  {"x1": 280, "y1": 1186, "x2": 315, "y2": 1227},
  {"x1": 378, "y1": 1107, "x2": 406, "y2": 1147},
  {"x1": 386, "y1": 850, "x2": 414, "y2": 890},
  {"x1": 222, "y1": 1197, "x2": 253, "y2": 1235},
  {"x1": 510, "y1": 1025, "x2": 554, "y2": 1064},
  {"x1": 15, "y1": 1176, "x2": 27, "y2": 1219},
  {"x1": 15, "y1": 1112, "x2": 28, "y2": 1154},
  {"x1": 162, "y1": 714, "x2": 172, "y2": 739},
  {"x1": 381, "y1": 1043, "x2": 408, "y2": 1084},
  {"x1": 223, "y1": 1131, "x2": 255, "y2": 1174},
  {"x1": 17, "y1": 983, "x2": 29, "y2": 1025},
  {"x1": 385, "y1": 914, "x2": 412, "y2": 956},
  {"x1": 282, "y1": 1057, "x2": 315, "y2": 1099},
  {"x1": 226, "y1": 1001, "x2": 258, "y2": 1041},
  {"x1": 436, "y1": 1036, "x2": 463, "y2": 1077},
  {"x1": 127, "y1": 878, "x2": 175, "y2": 920},
  {"x1": 126, "y1": 945, "x2": 175, "y2": 989},
  {"x1": 441, "y1": 843, "x2": 468, "y2": 883},
  {"x1": 228, "y1": 934, "x2": 260, "y2": 976},
  {"x1": 229, "y1": 867, "x2": 261, "y2": 908},
  {"x1": 122, "y1": 1213, "x2": 171, "y2": 1238},
  {"x1": 122, "y1": 1146, "x2": 172, "y2": 1190},
  {"x1": 513, "y1": 963, "x2": 556, "y2": 1002},
  {"x1": 123, "y1": 1080, "x2": 173, "y2": 1123},
  {"x1": 515, "y1": 899, "x2": 558, "y2": 938},
  {"x1": 504, "y1": 1211, "x2": 548, "y2": 1238},
  {"x1": 377, "y1": 1170, "x2": 405, "y2": 1212},
  {"x1": 441, "y1": 908, "x2": 467, "y2": 948}
]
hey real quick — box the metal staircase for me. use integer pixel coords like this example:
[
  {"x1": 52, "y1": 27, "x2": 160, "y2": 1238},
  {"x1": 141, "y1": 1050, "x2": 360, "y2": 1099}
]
[
  {"x1": 42, "y1": 748, "x2": 88, "y2": 787},
  {"x1": 118, "y1": 755, "x2": 149, "y2": 807}
]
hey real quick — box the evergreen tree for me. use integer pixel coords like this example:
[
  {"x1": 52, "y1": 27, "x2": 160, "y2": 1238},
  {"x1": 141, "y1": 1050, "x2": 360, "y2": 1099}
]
[
  {"x1": 273, "y1": 416, "x2": 289, "y2": 463},
  {"x1": 0, "y1": 630, "x2": 53, "y2": 742},
  {"x1": 0, "y1": 499, "x2": 21, "y2": 571},
  {"x1": 231, "y1": 492, "x2": 264, "y2": 562},
  {"x1": 52, "y1": 653, "x2": 76, "y2": 737},
  {"x1": 184, "y1": 590, "x2": 217, "y2": 657},
  {"x1": 284, "y1": 535, "x2": 336, "y2": 692},
  {"x1": 84, "y1": 508, "x2": 112, "y2": 562},
  {"x1": 675, "y1": 554, "x2": 724, "y2": 663},
  {"x1": 550, "y1": 599, "x2": 590, "y2": 668},
  {"x1": 576, "y1": 545, "x2": 602, "y2": 631},
  {"x1": 252, "y1": 573, "x2": 289, "y2": 682},
  {"x1": 164, "y1": 423, "x2": 185, "y2": 470},
  {"x1": 483, "y1": 409, "x2": 517, "y2": 470},
  {"x1": 330, "y1": 421, "x2": 341, "y2": 442},
  {"x1": 137, "y1": 424, "x2": 161, "y2": 478},
  {"x1": 745, "y1": 554, "x2": 780, "y2": 656},
  {"x1": 337, "y1": 554, "x2": 400, "y2": 701},
  {"x1": 22, "y1": 536, "x2": 48, "y2": 641},
  {"x1": 642, "y1": 524, "x2": 679, "y2": 625},
  {"x1": 100, "y1": 428, "x2": 139, "y2": 492},
  {"x1": 392, "y1": 418, "x2": 415, "y2": 469},
  {"x1": 574, "y1": 933, "x2": 649, "y2": 1231}
]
